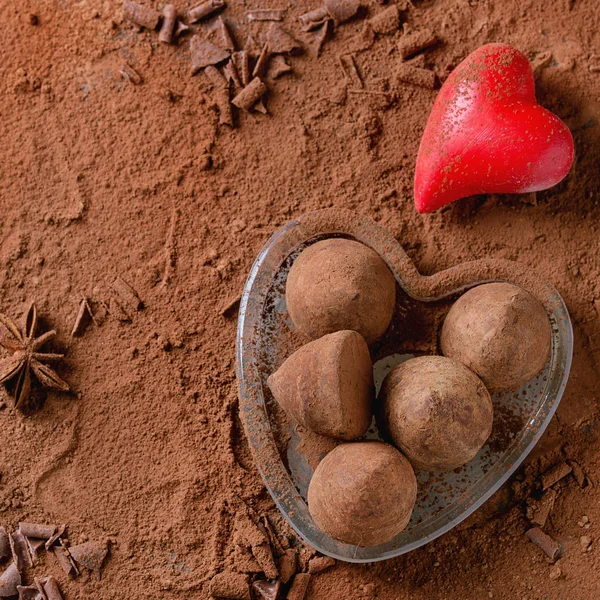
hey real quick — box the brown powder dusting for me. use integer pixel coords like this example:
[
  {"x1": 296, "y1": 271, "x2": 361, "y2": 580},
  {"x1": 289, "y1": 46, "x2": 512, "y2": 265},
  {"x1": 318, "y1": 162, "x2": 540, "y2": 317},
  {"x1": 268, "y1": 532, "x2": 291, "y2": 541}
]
[{"x1": 0, "y1": 0, "x2": 600, "y2": 599}]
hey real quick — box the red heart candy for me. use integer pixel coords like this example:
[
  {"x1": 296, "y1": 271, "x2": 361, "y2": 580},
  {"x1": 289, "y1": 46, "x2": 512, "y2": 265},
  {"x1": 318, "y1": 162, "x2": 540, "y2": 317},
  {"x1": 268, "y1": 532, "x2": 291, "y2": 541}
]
[{"x1": 414, "y1": 44, "x2": 574, "y2": 213}]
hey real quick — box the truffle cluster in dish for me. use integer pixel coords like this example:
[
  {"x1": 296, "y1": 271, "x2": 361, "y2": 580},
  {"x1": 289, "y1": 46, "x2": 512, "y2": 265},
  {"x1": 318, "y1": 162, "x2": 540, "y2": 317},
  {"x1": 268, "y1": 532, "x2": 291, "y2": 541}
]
[{"x1": 267, "y1": 239, "x2": 551, "y2": 547}]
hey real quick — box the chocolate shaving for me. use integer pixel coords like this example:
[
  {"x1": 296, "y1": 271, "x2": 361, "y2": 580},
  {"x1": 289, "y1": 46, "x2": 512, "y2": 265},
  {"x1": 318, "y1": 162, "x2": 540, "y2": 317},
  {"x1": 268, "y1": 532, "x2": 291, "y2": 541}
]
[
  {"x1": 209, "y1": 571, "x2": 251, "y2": 600},
  {"x1": 324, "y1": 0, "x2": 360, "y2": 24},
  {"x1": 278, "y1": 548, "x2": 297, "y2": 584},
  {"x1": 260, "y1": 516, "x2": 285, "y2": 556},
  {"x1": 158, "y1": 4, "x2": 177, "y2": 44},
  {"x1": 24, "y1": 538, "x2": 45, "y2": 561},
  {"x1": 119, "y1": 63, "x2": 143, "y2": 86},
  {"x1": 568, "y1": 459, "x2": 587, "y2": 487},
  {"x1": 209, "y1": 16, "x2": 236, "y2": 51},
  {"x1": 339, "y1": 54, "x2": 363, "y2": 88},
  {"x1": 68, "y1": 540, "x2": 108, "y2": 573},
  {"x1": 348, "y1": 21, "x2": 375, "y2": 53},
  {"x1": 111, "y1": 276, "x2": 142, "y2": 312},
  {"x1": 252, "y1": 579, "x2": 281, "y2": 600},
  {"x1": 0, "y1": 563, "x2": 21, "y2": 598},
  {"x1": 247, "y1": 9, "x2": 284, "y2": 22},
  {"x1": 287, "y1": 573, "x2": 311, "y2": 600},
  {"x1": 526, "y1": 527, "x2": 561, "y2": 561},
  {"x1": 109, "y1": 297, "x2": 131, "y2": 322},
  {"x1": 33, "y1": 578, "x2": 46, "y2": 600},
  {"x1": 123, "y1": 1, "x2": 161, "y2": 30},
  {"x1": 45, "y1": 524, "x2": 66, "y2": 550},
  {"x1": 190, "y1": 37, "x2": 231, "y2": 74},
  {"x1": 308, "y1": 555, "x2": 335, "y2": 573},
  {"x1": 398, "y1": 29, "x2": 439, "y2": 60},
  {"x1": 541, "y1": 462, "x2": 572, "y2": 490},
  {"x1": 266, "y1": 55, "x2": 292, "y2": 80},
  {"x1": 252, "y1": 44, "x2": 271, "y2": 79},
  {"x1": 314, "y1": 20, "x2": 332, "y2": 56},
  {"x1": 251, "y1": 542, "x2": 278, "y2": 579},
  {"x1": 299, "y1": 7, "x2": 330, "y2": 31},
  {"x1": 9, "y1": 532, "x2": 32, "y2": 572},
  {"x1": 267, "y1": 23, "x2": 302, "y2": 55},
  {"x1": 232, "y1": 78, "x2": 267, "y2": 111},
  {"x1": 0, "y1": 527, "x2": 9, "y2": 560},
  {"x1": 205, "y1": 66, "x2": 234, "y2": 126},
  {"x1": 175, "y1": 20, "x2": 190, "y2": 39},
  {"x1": 224, "y1": 60, "x2": 242, "y2": 89},
  {"x1": 368, "y1": 5, "x2": 400, "y2": 36},
  {"x1": 254, "y1": 99, "x2": 268, "y2": 115},
  {"x1": 51, "y1": 545, "x2": 78, "y2": 578},
  {"x1": 41, "y1": 577, "x2": 62, "y2": 600},
  {"x1": 395, "y1": 64, "x2": 436, "y2": 89},
  {"x1": 233, "y1": 51, "x2": 251, "y2": 86},
  {"x1": 188, "y1": 0, "x2": 225, "y2": 23},
  {"x1": 16, "y1": 585, "x2": 39, "y2": 600},
  {"x1": 530, "y1": 489, "x2": 557, "y2": 528},
  {"x1": 19, "y1": 523, "x2": 56, "y2": 541}
]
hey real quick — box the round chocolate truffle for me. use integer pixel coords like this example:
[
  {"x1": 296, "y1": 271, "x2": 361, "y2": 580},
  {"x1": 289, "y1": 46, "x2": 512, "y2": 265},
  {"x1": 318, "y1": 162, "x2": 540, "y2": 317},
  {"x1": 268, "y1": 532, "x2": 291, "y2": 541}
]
[
  {"x1": 286, "y1": 238, "x2": 396, "y2": 345},
  {"x1": 307, "y1": 441, "x2": 417, "y2": 547},
  {"x1": 380, "y1": 356, "x2": 493, "y2": 472},
  {"x1": 440, "y1": 282, "x2": 551, "y2": 392}
]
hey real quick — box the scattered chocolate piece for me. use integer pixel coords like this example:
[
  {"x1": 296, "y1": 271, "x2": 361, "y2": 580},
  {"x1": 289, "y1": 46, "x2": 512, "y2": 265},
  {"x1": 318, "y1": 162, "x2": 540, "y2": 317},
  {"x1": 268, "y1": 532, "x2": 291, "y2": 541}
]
[
  {"x1": 175, "y1": 20, "x2": 190, "y2": 39},
  {"x1": 158, "y1": 4, "x2": 177, "y2": 44},
  {"x1": 209, "y1": 571, "x2": 251, "y2": 599},
  {"x1": 190, "y1": 37, "x2": 231, "y2": 74},
  {"x1": 567, "y1": 459, "x2": 587, "y2": 487},
  {"x1": 549, "y1": 564, "x2": 562, "y2": 580},
  {"x1": 16, "y1": 585, "x2": 39, "y2": 600},
  {"x1": 0, "y1": 563, "x2": 21, "y2": 598},
  {"x1": 339, "y1": 54, "x2": 363, "y2": 88},
  {"x1": 45, "y1": 524, "x2": 66, "y2": 550},
  {"x1": 299, "y1": 7, "x2": 330, "y2": 32},
  {"x1": 244, "y1": 33, "x2": 262, "y2": 58},
  {"x1": 119, "y1": 62, "x2": 143, "y2": 85},
  {"x1": 287, "y1": 573, "x2": 311, "y2": 600},
  {"x1": 260, "y1": 517, "x2": 285, "y2": 556},
  {"x1": 266, "y1": 55, "x2": 291, "y2": 80},
  {"x1": 308, "y1": 555, "x2": 335, "y2": 573},
  {"x1": 278, "y1": 548, "x2": 297, "y2": 584},
  {"x1": 224, "y1": 60, "x2": 242, "y2": 88},
  {"x1": 29, "y1": 14, "x2": 39, "y2": 26},
  {"x1": 209, "y1": 16, "x2": 236, "y2": 51},
  {"x1": 109, "y1": 297, "x2": 131, "y2": 323},
  {"x1": 541, "y1": 462, "x2": 572, "y2": 490},
  {"x1": 398, "y1": 29, "x2": 439, "y2": 60},
  {"x1": 10, "y1": 532, "x2": 32, "y2": 572},
  {"x1": 52, "y1": 545, "x2": 78, "y2": 578},
  {"x1": 395, "y1": 63, "x2": 436, "y2": 89},
  {"x1": 314, "y1": 20, "x2": 332, "y2": 56},
  {"x1": 248, "y1": 9, "x2": 284, "y2": 22},
  {"x1": 69, "y1": 540, "x2": 108, "y2": 573},
  {"x1": 267, "y1": 23, "x2": 302, "y2": 55},
  {"x1": 580, "y1": 535, "x2": 593, "y2": 551},
  {"x1": 232, "y1": 51, "x2": 250, "y2": 86},
  {"x1": 24, "y1": 537, "x2": 45, "y2": 561},
  {"x1": 251, "y1": 543, "x2": 278, "y2": 579},
  {"x1": 111, "y1": 277, "x2": 142, "y2": 312},
  {"x1": 526, "y1": 527, "x2": 561, "y2": 561},
  {"x1": 19, "y1": 523, "x2": 56, "y2": 541},
  {"x1": 254, "y1": 99, "x2": 268, "y2": 115},
  {"x1": 348, "y1": 22, "x2": 375, "y2": 53},
  {"x1": 253, "y1": 44, "x2": 271, "y2": 79},
  {"x1": 205, "y1": 66, "x2": 234, "y2": 126},
  {"x1": 252, "y1": 579, "x2": 281, "y2": 600},
  {"x1": 531, "y1": 489, "x2": 557, "y2": 528},
  {"x1": 188, "y1": 0, "x2": 225, "y2": 23},
  {"x1": 0, "y1": 528, "x2": 9, "y2": 560},
  {"x1": 33, "y1": 578, "x2": 46, "y2": 599},
  {"x1": 368, "y1": 5, "x2": 400, "y2": 35},
  {"x1": 325, "y1": 0, "x2": 360, "y2": 24},
  {"x1": 232, "y1": 78, "x2": 267, "y2": 111},
  {"x1": 41, "y1": 577, "x2": 63, "y2": 600},
  {"x1": 123, "y1": 1, "x2": 161, "y2": 30}
]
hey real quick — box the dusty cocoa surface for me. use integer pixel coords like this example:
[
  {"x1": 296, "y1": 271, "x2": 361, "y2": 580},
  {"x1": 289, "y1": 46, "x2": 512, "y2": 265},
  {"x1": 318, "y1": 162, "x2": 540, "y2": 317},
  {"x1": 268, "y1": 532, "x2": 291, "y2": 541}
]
[{"x1": 0, "y1": 0, "x2": 599, "y2": 598}]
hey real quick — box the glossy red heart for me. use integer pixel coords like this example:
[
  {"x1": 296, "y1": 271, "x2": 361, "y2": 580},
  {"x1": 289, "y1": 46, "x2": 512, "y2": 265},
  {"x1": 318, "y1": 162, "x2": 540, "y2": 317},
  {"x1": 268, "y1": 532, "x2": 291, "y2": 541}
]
[{"x1": 414, "y1": 44, "x2": 574, "y2": 213}]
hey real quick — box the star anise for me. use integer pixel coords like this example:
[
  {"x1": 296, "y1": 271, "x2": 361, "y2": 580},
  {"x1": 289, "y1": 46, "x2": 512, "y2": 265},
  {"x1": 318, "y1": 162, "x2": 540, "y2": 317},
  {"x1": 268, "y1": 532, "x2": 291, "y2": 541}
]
[{"x1": 0, "y1": 302, "x2": 70, "y2": 411}]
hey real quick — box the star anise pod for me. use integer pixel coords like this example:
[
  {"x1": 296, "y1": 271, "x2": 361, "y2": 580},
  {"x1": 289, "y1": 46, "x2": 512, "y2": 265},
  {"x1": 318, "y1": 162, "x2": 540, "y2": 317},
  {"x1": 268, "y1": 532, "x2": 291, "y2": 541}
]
[{"x1": 0, "y1": 302, "x2": 70, "y2": 411}]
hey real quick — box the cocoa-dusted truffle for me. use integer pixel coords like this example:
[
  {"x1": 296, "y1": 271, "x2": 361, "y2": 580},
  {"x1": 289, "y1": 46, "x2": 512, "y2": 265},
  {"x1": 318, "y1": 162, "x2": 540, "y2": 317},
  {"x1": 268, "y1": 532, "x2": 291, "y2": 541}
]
[
  {"x1": 286, "y1": 238, "x2": 396, "y2": 345},
  {"x1": 440, "y1": 283, "x2": 551, "y2": 392},
  {"x1": 379, "y1": 356, "x2": 493, "y2": 472},
  {"x1": 307, "y1": 441, "x2": 417, "y2": 546},
  {"x1": 267, "y1": 330, "x2": 373, "y2": 440}
]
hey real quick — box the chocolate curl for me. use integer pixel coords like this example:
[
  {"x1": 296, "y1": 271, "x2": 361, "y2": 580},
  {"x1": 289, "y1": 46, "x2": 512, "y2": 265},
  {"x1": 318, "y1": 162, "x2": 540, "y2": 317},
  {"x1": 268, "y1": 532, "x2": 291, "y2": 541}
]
[
  {"x1": 526, "y1": 527, "x2": 561, "y2": 561},
  {"x1": 395, "y1": 64, "x2": 436, "y2": 89},
  {"x1": 41, "y1": 577, "x2": 63, "y2": 600},
  {"x1": 16, "y1": 585, "x2": 39, "y2": 600},
  {"x1": 24, "y1": 538, "x2": 45, "y2": 562},
  {"x1": 299, "y1": 7, "x2": 330, "y2": 32},
  {"x1": 51, "y1": 545, "x2": 78, "y2": 578},
  {"x1": 314, "y1": 20, "x2": 332, "y2": 56},
  {"x1": 18, "y1": 523, "x2": 56, "y2": 540},
  {"x1": 324, "y1": 0, "x2": 360, "y2": 24},
  {"x1": 252, "y1": 580, "x2": 281, "y2": 600},
  {"x1": 248, "y1": 9, "x2": 284, "y2": 22},
  {"x1": 122, "y1": 1, "x2": 161, "y2": 30},
  {"x1": 190, "y1": 37, "x2": 230, "y2": 74},
  {"x1": 368, "y1": 5, "x2": 400, "y2": 36},
  {"x1": 232, "y1": 52, "x2": 250, "y2": 86},
  {"x1": 45, "y1": 524, "x2": 66, "y2": 551},
  {"x1": 209, "y1": 571, "x2": 251, "y2": 600},
  {"x1": 266, "y1": 55, "x2": 291, "y2": 80},
  {"x1": 287, "y1": 573, "x2": 311, "y2": 600},
  {"x1": 540, "y1": 462, "x2": 572, "y2": 490},
  {"x1": 0, "y1": 563, "x2": 21, "y2": 598},
  {"x1": 224, "y1": 60, "x2": 242, "y2": 89},
  {"x1": 158, "y1": 4, "x2": 177, "y2": 44},
  {"x1": 205, "y1": 66, "x2": 234, "y2": 126},
  {"x1": 398, "y1": 29, "x2": 439, "y2": 60},
  {"x1": 68, "y1": 540, "x2": 109, "y2": 573},
  {"x1": 9, "y1": 532, "x2": 32, "y2": 572},
  {"x1": 252, "y1": 44, "x2": 271, "y2": 79},
  {"x1": 209, "y1": 16, "x2": 236, "y2": 51},
  {"x1": 0, "y1": 528, "x2": 9, "y2": 560},
  {"x1": 174, "y1": 20, "x2": 190, "y2": 39},
  {"x1": 267, "y1": 23, "x2": 302, "y2": 55},
  {"x1": 232, "y1": 78, "x2": 267, "y2": 111},
  {"x1": 188, "y1": 0, "x2": 225, "y2": 23}
]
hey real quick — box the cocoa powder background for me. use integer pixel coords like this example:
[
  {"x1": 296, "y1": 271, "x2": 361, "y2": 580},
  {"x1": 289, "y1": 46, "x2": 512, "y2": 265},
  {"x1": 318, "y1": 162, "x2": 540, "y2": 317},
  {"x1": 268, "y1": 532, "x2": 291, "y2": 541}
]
[{"x1": 0, "y1": 0, "x2": 599, "y2": 598}]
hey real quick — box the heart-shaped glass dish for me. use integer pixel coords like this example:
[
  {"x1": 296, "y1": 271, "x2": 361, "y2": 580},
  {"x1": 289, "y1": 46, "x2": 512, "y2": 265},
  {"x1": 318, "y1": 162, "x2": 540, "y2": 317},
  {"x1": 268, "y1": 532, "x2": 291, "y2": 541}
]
[{"x1": 236, "y1": 209, "x2": 572, "y2": 563}]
